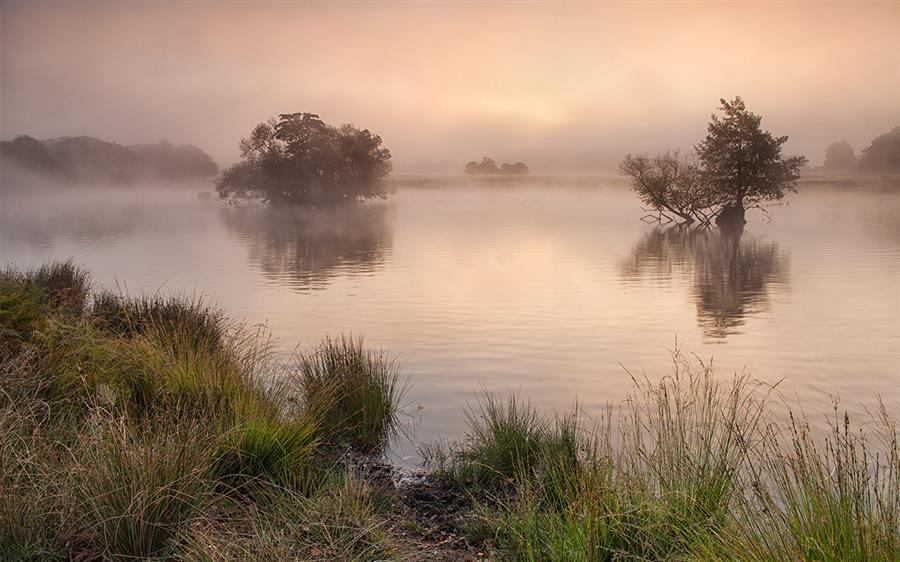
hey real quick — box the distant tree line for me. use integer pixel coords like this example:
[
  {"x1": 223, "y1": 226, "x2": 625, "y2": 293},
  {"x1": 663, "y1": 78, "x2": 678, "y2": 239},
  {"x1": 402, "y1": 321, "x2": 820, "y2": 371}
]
[
  {"x1": 0, "y1": 135, "x2": 218, "y2": 183},
  {"x1": 464, "y1": 157, "x2": 529, "y2": 176},
  {"x1": 821, "y1": 125, "x2": 900, "y2": 172},
  {"x1": 619, "y1": 97, "x2": 807, "y2": 228},
  {"x1": 216, "y1": 113, "x2": 392, "y2": 206}
]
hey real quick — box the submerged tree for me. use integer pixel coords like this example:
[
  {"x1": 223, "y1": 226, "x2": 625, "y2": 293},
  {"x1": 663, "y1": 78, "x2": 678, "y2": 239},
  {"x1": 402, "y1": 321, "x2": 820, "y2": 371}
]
[
  {"x1": 216, "y1": 113, "x2": 392, "y2": 205},
  {"x1": 696, "y1": 97, "x2": 807, "y2": 224},
  {"x1": 618, "y1": 152, "x2": 717, "y2": 225},
  {"x1": 620, "y1": 97, "x2": 806, "y2": 228}
]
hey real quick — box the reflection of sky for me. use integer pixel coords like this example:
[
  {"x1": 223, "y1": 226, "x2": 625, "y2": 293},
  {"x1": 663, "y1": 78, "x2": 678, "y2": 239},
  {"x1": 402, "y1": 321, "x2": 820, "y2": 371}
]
[{"x1": 1, "y1": 184, "x2": 898, "y2": 463}]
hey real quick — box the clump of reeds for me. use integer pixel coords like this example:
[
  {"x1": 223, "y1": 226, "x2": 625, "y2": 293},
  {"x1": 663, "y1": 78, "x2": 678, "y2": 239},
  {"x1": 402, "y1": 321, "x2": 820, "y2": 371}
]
[
  {"x1": 295, "y1": 335, "x2": 407, "y2": 452},
  {"x1": 0, "y1": 260, "x2": 407, "y2": 560}
]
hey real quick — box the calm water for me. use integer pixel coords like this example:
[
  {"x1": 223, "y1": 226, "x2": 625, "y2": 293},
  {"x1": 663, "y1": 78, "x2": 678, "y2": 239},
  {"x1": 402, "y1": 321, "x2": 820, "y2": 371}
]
[{"x1": 2, "y1": 181, "x2": 898, "y2": 461}]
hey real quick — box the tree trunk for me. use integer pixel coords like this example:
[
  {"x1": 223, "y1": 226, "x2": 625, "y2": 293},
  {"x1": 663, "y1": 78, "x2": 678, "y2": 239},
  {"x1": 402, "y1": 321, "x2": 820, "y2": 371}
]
[{"x1": 716, "y1": 202, "x2": 746, "y2": 234}]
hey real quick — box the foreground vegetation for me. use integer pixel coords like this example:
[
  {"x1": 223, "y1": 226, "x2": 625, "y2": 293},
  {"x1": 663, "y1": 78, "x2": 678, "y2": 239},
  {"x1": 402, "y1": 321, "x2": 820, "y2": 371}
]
[{"x1": 1, "y1": 261, "x2": 897, "y2": 561}]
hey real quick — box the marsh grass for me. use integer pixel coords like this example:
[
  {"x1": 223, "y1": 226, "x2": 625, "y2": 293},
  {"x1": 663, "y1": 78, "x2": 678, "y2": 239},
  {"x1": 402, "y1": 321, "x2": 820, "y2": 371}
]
[
  {"x1": 0, "y1": 259, "x2": 89, "y2": 350},
  {"x1": 72, "y1": 418, "x2": 217, "y2": 560},
  {"x1": 92, "y1": 289, "x2": 228, "y2": 350},
  {"x1": 296, "y1": 335, "x2": 407, "y2": 452},
  {"x1": 1, "y1": 260, "x2": 897, "y2": 561},
  {"x1": 179, "y1": 475, "x2": 395, "y2": 561}
]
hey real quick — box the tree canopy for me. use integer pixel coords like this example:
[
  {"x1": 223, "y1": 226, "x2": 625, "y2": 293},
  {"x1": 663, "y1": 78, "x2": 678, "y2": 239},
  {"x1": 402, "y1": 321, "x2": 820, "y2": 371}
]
[
  {"x1": 620, "y1": 97, "x2": 807, "y2": 227},
  {"x1": 0, "y1": 135, "x2": 218, "y2": 184},
  {"x1": 695, "y1": 97, "x2": 806, "y2": 212},
  {"x1": 215, "y1": 113, "x2": 392, "y2": 205},
  {"x1": 823, "y1": 140, "x2": 857, "y2": 170},
  {"x1": 464, "y1": 157, "x2": 529, "y2": 176},
  {"x1": 858, "y1": 125, "x2": 900, "y2": 172}
]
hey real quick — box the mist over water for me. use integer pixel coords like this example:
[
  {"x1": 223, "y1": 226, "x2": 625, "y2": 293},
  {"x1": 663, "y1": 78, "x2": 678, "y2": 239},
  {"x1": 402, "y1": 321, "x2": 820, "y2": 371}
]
[{"x1": 2, "y1": 180, "x2": 897, "y2": 462}]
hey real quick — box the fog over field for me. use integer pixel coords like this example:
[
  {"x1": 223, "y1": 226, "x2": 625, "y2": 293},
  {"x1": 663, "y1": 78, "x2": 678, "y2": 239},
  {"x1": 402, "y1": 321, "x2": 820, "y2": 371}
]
[{"x1": 1, "y1": 2, "x2": 897, "y2": 173}]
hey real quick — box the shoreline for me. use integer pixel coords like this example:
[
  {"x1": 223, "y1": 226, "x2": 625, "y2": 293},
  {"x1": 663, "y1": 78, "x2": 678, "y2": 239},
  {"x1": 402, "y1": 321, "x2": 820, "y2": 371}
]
[{"x1": 1, "y1": 260, "x2": 897, "y2": 560}]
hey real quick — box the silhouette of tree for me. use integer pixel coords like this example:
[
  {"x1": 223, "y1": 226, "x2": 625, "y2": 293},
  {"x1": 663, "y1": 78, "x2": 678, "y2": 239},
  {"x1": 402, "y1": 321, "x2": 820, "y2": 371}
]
[
  {"x1": 620, "y1": 98, "x2": 806, "y2": 227},
  {"x1": 216, "y1": 113, "x2": 392, "y2": 205},
  {"x1": 500, "y1": 162, "x2": 529, "y2": 175},
  {"x1": 618, "y1": 152, "x2": 718, "y2": 225},
  {"x1": 859, "y1": 125, "x2": 900, "y2": 172},
  {"x1": 823, "y1": 140, "x2": 857, "y2": 170},
  {"x1": 463, "y1": 157, "x2": 501, "y2": 175},
  {"x1": 697, "y1": 97, "x2": 807, "y2": 224},
  {"x1": 0, "y1": 135, "x2": 218, "y2": 184}
]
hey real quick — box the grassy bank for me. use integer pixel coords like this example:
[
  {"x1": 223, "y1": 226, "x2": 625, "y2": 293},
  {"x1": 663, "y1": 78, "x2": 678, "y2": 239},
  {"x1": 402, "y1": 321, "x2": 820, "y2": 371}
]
[{"x1": 1, "y1": 261, "x2": 897, "y2": 561}]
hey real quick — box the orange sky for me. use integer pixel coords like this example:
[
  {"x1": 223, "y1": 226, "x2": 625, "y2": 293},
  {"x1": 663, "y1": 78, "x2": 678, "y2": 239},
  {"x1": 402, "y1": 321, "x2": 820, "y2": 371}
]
[{"x1": 1, "y1": 1, "x2": 897, "y2": 173}]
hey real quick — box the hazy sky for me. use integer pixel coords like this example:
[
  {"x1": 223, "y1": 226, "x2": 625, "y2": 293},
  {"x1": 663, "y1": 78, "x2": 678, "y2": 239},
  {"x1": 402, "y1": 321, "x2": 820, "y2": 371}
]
[{"x1": 1, "y1": 1, "x2": 897, "y2": 173}]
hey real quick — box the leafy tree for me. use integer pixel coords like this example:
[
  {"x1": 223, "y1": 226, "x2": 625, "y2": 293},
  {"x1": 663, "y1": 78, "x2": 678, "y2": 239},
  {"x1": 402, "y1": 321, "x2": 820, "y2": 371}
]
[
  {"x1": 500, "y1": 162, "x2": 529, "y2": 175},
  {"x1": 216, "y1": 113, "x2": 392, "y2": 205},
  {"x1": 620, "y1": 97, "x2": 806, "y2": 227},
  {"x1": 859, "y1": 125, "x2": 900, "y2": 172},
  {"x1": 464, "y1": 157, "x2": 529, "y2": 176},
  {"x1": 823, "y1": 140, "x2": 857, "y2": 170},
  {"x1": 696, "y1": 97, "x2": 807, "y2": 217},
  {"x1": 463, "y1": 157, "x2": 501, "y2": 175}
]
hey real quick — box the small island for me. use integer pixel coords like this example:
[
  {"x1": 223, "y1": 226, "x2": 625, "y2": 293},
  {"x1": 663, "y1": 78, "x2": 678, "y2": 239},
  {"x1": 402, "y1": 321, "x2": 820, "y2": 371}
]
[{"x1": 463, "y1": 157, "x2": 529, "y2": 176}]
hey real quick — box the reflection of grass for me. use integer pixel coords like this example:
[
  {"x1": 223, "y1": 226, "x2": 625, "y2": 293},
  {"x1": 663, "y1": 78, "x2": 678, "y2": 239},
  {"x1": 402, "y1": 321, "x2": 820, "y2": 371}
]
[{"x1": 1, "y1": 260, "x2": 896, "y2": 561}]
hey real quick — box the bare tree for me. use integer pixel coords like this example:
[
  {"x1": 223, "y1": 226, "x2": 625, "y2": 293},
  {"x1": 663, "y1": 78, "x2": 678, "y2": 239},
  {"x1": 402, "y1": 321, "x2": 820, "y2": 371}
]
[{"x1": 618, "y1": 152, "x2": 718, "y2": 225}]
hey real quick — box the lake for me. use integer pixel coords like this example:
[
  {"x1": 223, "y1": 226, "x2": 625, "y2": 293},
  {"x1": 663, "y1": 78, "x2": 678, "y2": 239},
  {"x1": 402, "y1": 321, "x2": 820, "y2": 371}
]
[{"x1": 2, "y1": 179, "x2": 898, "y2": 463}]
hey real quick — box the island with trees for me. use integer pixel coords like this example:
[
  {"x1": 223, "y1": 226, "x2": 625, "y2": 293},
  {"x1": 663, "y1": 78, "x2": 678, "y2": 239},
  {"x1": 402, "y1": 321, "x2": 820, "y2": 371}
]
[
  {"x1": 463, "y1": 157, "x2": 529, "y2": 176},
  {"x1": 619, "y1": 97, "x2": 807, "y2": 229},
  {"x1": 215, "y1": 113, "x2": 392, "y2": 205},
  {"x1": 0, "y1": 135, "x2": 218, "y2": 184}
]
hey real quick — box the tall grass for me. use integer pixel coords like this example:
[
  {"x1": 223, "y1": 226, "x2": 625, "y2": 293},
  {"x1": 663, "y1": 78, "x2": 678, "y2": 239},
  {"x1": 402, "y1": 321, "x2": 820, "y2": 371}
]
[
  {"x1": 72, "y1": 418, "x2": 217, "y2": 560},
  {"x1": 0, "y1": 259, "x2": 90, "y2": 349},
  {"x1": 92, "y1": 290, "x2": 228, "y2": 350},
  {"x1": 296, "y1": 335, "x2": 406, "y2": 452},
  {"x1": 1, "y1": 260, "x2": 897, "y2": 561},
  {"x1": 726, "y1": 403, "x2": 900, "y2": 561}
]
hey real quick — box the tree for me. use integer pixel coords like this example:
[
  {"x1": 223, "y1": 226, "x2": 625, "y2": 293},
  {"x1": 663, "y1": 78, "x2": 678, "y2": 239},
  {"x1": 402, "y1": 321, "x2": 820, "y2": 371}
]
[
  {"x1": 618, "y1": 152, "x2": 716, "y2": 225},
  {"x1": 500, "y1": 162, "x2": 529, "y2": 175},
  {"x1": 216, "y1": 113, "x2": 392, "y2": 205},
  {"x1": 696, "y1": 98, "x2": 806, "y2": 218},
  {"x1": 859, "y1": 125, "x2": 900, "y2": 172},
  {"x1": 0, "y1": 135, "x2": 218, "y2": 184},
  {"x1": 619, "y1": 97, "x2": 806, "y2": 228},
  {"x1": 463, "y1": 157, "x2": 501, "y2": 175},
  {"x1": 823, "y1": 140, "x2": 857, "y2": 170},
  {"x1": 696, "y1": 97, "x2": 807, "y2": 221}
]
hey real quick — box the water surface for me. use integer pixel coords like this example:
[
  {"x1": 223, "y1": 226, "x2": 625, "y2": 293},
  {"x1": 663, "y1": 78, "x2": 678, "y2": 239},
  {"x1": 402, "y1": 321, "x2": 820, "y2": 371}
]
[{"x1": 2, "y1": 180, "x2": 898, "y2": 461}]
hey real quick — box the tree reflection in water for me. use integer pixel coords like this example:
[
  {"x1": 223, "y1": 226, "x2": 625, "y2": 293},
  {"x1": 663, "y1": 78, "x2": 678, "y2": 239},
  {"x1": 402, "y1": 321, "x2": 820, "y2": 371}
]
[
  {"x1": 220, "y1": 203, "x2": 393, "y2": 291},
  {"x1": 622, "y1": 226, "x2": 789, "y2": 339}
]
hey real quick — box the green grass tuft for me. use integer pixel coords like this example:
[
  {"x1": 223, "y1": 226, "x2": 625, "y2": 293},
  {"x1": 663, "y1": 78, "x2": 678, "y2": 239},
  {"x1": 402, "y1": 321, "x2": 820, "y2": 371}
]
[{"x1": 296, "y1": 335, "x2": 406, "y2": 452}]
